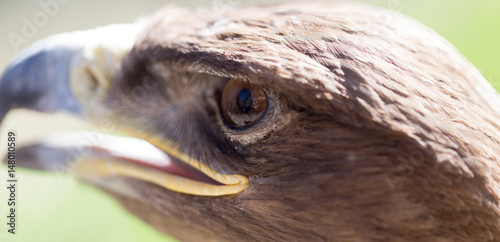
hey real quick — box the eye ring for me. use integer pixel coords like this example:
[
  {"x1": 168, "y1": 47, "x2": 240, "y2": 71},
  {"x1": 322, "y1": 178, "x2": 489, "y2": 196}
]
[{"x1": 220, "y1": 78, "x2": 268, "y2": 129}]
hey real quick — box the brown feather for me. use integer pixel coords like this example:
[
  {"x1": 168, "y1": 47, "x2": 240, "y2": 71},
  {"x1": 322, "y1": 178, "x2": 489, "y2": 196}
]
[{"x1": 99, "y1": 2, "x2": 500, "y2": 241}]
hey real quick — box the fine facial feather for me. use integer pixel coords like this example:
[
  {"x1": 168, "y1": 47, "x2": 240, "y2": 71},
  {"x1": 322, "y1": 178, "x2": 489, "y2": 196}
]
[{"x1": 96, "y1": 2, "x2": 500, "y2": 241}]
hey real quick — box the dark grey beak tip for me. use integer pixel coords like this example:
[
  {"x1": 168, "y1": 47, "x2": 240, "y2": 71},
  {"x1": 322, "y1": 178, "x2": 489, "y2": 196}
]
[
  {"x1": 0, "y1": 45, "x2": 83, "y2": 122},
  {"x1": 3, "y1": 142, "x2": 73, "y2": 172}
]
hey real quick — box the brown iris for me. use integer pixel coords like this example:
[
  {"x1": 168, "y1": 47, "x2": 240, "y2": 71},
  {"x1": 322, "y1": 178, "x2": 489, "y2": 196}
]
[{"x1": 221, "y1": 78, "x2": 268, "y2": 129}]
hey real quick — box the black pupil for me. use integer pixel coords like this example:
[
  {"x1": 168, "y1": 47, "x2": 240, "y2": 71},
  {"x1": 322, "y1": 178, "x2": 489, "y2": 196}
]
[{"x1": 237, "y1": 88, "x2": 253, "y2": 113}]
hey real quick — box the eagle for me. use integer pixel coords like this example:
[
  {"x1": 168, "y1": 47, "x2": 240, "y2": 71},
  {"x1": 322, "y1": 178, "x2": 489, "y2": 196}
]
[{"x1": 1, "y1": 2, "x2": 500, "y2": 241}]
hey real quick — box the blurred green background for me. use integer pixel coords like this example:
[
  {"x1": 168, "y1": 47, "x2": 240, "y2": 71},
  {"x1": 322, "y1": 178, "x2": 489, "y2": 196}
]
[{"x1": 0, "y1": 0, "x2": 498, "y2": 242}]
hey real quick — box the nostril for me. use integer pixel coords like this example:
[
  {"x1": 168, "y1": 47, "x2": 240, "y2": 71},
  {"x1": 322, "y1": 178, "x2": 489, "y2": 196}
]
[{"x1": 84, "y1": 66, "x2": 99, "y2": 92}]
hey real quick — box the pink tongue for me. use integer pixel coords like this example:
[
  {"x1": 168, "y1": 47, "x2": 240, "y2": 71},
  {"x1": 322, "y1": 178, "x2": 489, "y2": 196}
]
[{"x1": 86, "y1": 136, "x2": 221, "y2": 185}]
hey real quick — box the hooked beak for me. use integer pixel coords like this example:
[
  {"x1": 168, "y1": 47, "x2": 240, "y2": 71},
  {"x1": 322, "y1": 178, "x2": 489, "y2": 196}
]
[{"x1": 0, "y1": 23, "x2": 249, "y2": 197}]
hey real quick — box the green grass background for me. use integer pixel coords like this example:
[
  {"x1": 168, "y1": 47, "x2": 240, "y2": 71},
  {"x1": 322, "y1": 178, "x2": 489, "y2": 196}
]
[{"x1": 0, "y1": 0, "x2": 498, "y2": 242}]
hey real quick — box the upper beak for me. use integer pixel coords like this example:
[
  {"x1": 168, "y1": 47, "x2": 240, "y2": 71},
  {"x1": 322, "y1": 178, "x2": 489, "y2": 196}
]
[
  {"x1": 0, "y1": 23, "x2": 249, "y2": 196},
  {"x1": 0, "y1": 23, "x2": 140, "y2": 122}
]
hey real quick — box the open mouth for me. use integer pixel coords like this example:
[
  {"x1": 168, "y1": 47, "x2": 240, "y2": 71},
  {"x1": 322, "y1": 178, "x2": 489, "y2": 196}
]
[{"x1": 57, "y1": 131, "x2": 249, "y2": 196}]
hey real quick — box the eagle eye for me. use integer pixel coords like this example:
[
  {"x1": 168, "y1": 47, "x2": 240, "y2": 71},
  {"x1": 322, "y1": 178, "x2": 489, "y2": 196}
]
[{"x1": 221, "y1": 78, "x2": 268, "y2": 129}]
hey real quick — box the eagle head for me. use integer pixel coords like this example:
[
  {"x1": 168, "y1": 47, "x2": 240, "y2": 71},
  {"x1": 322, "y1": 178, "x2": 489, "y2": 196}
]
[{"x1": 1, "y1": 2, "x2": 500, "y2": 241}]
